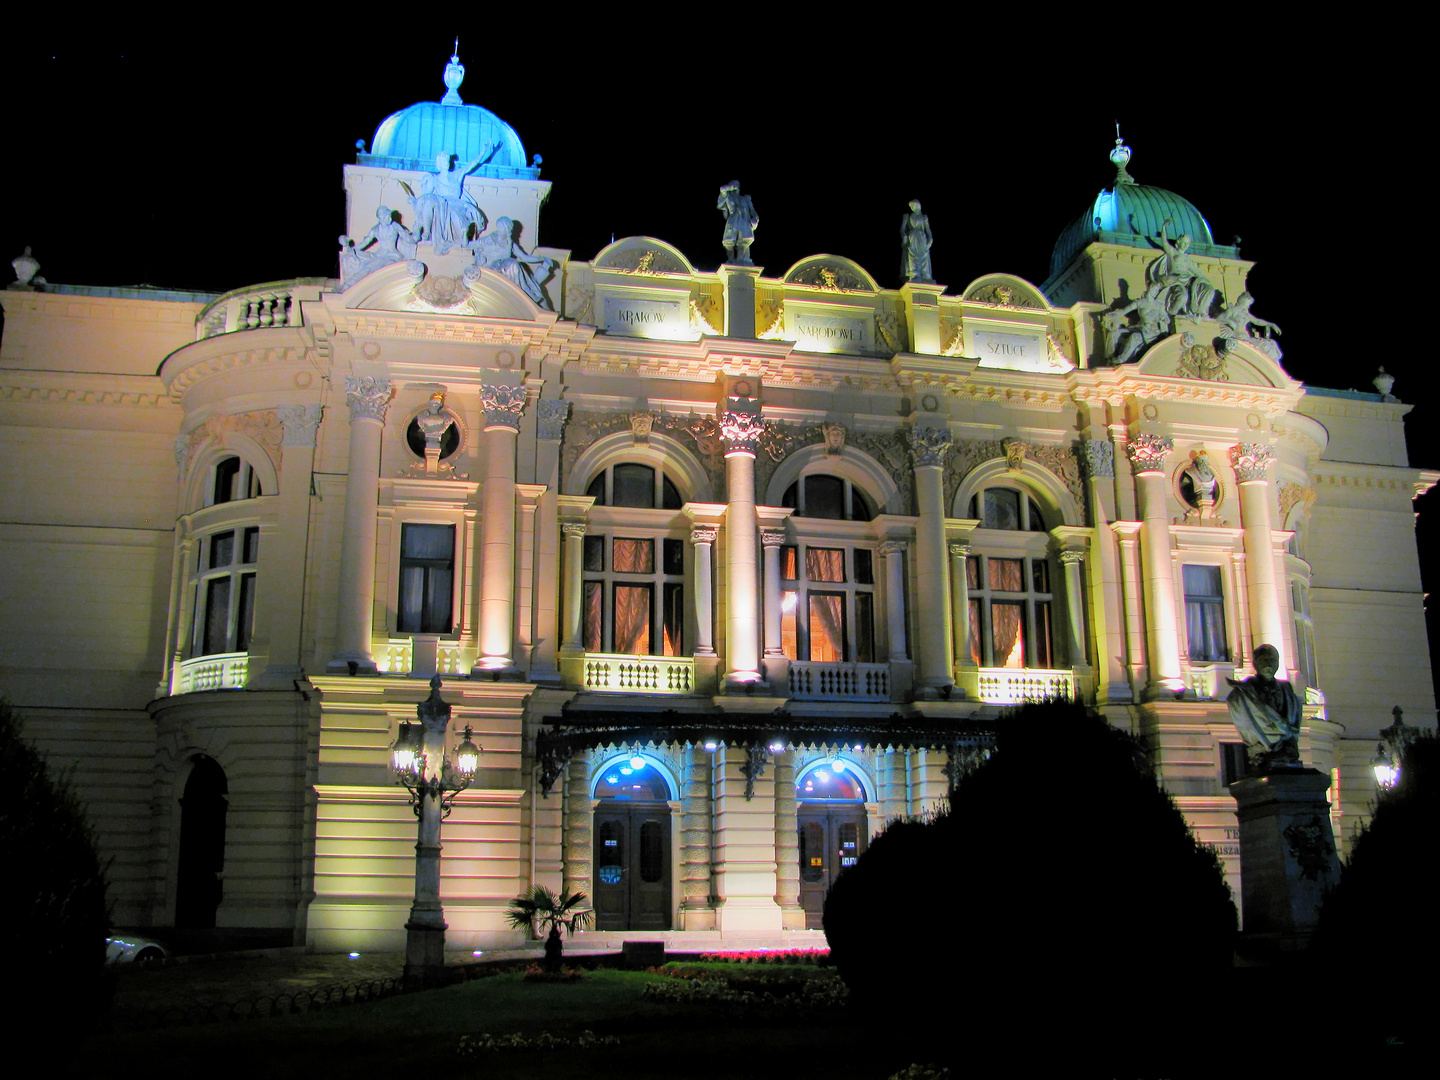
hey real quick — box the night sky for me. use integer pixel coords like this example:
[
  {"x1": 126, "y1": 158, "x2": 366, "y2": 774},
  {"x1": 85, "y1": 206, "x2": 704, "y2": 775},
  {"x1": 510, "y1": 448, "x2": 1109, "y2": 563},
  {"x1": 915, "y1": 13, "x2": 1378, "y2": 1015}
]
[{"x1": 4, "y1": 28, "x2": 1434, "y2": 709}]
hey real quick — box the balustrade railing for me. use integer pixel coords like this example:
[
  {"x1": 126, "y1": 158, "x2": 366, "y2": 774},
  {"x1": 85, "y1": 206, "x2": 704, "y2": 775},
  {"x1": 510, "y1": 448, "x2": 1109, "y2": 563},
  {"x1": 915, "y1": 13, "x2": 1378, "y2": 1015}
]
[
  {"x1": 175, "y1": 653, "x2": 248, "y2": 693},
  {"x1": 375, "y1": 640, "x2": 466, "y2": 676},
  {"x1": 787, "y1": 662, "x2": 890, "y2": 702},
  {"x1": 195, "y1": 279, "x2": 326, "y2": 339},
  {"x1": 1184, "y1": 663, "x2": 1235, "y2": 701},
  {"x1": 975, "y1": 667, "x2": 1075, "y2": 704},
  {"x1": 582, "y1": 654, "x2": 695, "y2": 694}
]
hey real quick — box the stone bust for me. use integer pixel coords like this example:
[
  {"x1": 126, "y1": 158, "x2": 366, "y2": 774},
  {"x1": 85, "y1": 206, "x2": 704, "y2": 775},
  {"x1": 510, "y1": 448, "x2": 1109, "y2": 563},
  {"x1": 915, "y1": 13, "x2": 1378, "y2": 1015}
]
[{"x1": 1226, "y1": 644, "x2": 1303, "y2": 773}]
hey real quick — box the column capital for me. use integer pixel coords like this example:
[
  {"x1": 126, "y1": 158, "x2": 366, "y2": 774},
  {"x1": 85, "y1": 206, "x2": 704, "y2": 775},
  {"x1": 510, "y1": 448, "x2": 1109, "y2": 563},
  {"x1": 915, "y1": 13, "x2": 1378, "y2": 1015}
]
[
  {"x1": 481, "y1": 384, "x2": 527, "y2": 431},
  {"x1": 278, "y1": 404, "x2": 324, "y2": 447},
  {"x1": 1230, "y1": 442, "x2": 1275, "y2": 482},
  {"x1": 909, "y1": 425, "x2": 953, "y2": 468},
  {"x1": 691, "y1": 525, "x2": 718, "y2": 545},
  {"x1": 345, "y1": 377, "x2": 393, "y2": 422},
  {"x1": 1059, "y1": 549, "x2": 1086, "y2": 566},
  {"x1": 561, "y1": 521, "x2": 588, "y2": 540},
  {"x1": 536, "y1": 399, "x2": 570, "y2": 441},
  {"x1": 1126, "y1": 433, "x2": 1174, "y2": 475},
  {"x1": 879, "y1": 539, "x2": 909, "y2": 557},
  {"x1": 760, "y1": 528, "x2": 787, "y2": 548},
  {"x1": 720, "y1": 410, "x2": 767, "y2": 456},
  {"x1": 948, "y1": 542, "x2": 971, "y2": 559},
  {"x1": 1081, "y1": 438, "x2": 1115, "y2": 479}
]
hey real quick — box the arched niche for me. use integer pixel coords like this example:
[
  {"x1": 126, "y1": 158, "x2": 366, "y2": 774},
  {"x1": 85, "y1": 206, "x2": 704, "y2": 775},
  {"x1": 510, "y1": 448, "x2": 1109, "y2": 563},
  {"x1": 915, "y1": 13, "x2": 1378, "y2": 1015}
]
[
  {"x1": 781, "y1": 255, "x2": 879, "y2": 293},
  {"x1": 591, "y1": 750, "x2": 680, "y2": 800},
  {"x1": 953, "y1": 456, "x2": 1082, "y2": 529},
  {"x1": 566, "y1": 429, "x2": 712, "y2": 504},
  {"x1": 764, "y1": 444, "x2": 903, "y2": 516},
  {"x1": 592, "y1": 236, "x2": 696, "y2": 276},
  {"x1": 960, "y1": 273, "x2": 1051, "y2": 310}
]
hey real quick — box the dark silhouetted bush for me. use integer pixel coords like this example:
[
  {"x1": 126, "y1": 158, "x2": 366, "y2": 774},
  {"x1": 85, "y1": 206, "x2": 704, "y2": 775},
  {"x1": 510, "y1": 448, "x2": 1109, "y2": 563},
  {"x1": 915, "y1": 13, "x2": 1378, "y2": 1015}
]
[
  {"x1": 824, "y1": 701, "x2": 1235, "y2": 1037},
  {"x1": 0, "y1": 698, "x2": 110, "y2": 1029}
]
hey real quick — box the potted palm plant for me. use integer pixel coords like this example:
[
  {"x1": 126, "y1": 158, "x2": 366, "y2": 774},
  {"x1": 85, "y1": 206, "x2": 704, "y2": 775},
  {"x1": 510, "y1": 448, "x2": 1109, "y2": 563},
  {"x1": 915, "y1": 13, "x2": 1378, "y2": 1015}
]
[{"x1": 506, "y1": 886, "x2": 593, "y2": 972}]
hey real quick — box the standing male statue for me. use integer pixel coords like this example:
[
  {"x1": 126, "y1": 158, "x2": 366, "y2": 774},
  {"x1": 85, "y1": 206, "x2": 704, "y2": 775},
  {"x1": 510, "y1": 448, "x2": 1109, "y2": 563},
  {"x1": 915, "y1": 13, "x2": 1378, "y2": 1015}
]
[
  {"x1": 1226, "y1": 644, "x2": 1304, "y2": 773},
  {"x1": 717, "y1": 181, "x2": 759, "y2": 266},
  {"x1": 900, "y1": 200, "x2": 934, "y2": 283}
]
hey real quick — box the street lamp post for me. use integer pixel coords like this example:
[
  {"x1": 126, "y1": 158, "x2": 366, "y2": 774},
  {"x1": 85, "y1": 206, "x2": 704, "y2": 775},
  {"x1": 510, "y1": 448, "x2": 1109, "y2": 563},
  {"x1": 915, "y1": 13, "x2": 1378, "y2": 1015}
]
[
  {"x1": 389, "y1": 674, "x2": 481, "y2": 987},
  {"x1": 1371, "y1": 705, "x2": 1413, "y2": 792}
]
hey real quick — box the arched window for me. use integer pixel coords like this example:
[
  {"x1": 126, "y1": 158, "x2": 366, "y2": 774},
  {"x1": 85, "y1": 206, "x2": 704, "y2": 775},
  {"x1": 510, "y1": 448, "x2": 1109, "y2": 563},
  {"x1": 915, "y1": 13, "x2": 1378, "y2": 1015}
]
[
  {"x1": 586, "y1": 463, "x2": 682, "y2": 509},
  {"x1": 782, "y1": 475, "x2": 872, "y2": 521},
  {"x1": 796, "y1": 763, "x2": 865, "y2": 800},
  {"x1": 207, "y1": 456, "x2": 262, "y2": 506},
  {"x1": 968, "y1": 488, "x2": 1045, "y2": 532}
]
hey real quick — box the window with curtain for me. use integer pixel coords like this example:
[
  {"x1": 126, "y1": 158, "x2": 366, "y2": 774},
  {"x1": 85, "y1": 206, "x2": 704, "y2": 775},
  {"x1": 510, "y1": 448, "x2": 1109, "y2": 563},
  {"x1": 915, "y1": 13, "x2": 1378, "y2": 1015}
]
[
  {"x1": 190, "y1": 526, "x2": 259, "y2": 657},
  {"x1": 964, "y1": 551, "x2": 1053, "y2": 669},
  {"x1": 397, "y1": 523, "x2": 455, "y2": 633},
  {"x1": 1182, "y1": 564, "x2": 1227, "y2": 663},
  {"x1": 582, "y1": 534, "x2": 685, "y2": 656},
  {"x1": 778, "y1": 544, "x2": 875, "y2": 663}
]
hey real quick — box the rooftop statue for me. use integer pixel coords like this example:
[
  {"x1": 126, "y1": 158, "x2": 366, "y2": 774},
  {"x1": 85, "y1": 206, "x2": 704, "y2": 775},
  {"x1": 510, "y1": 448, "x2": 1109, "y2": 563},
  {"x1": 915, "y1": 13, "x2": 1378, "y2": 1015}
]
[
  {"x1": 406, "y1": 145, "x2": 500, "y2": 255},
  {"x1": 1102, "y1": 276, "x2": 1177, "y2": 364},
  {"x1": 1217, "y1": 292, "x2": 1283, "y2": 362},
  {"x1": 339, "y1": 207, "x2": 418, "y2": 287},
  {"x1": 472, "y1": 217, "x2": 555, "y2": 309},
  {"x1": 717, "y1": 181, "x2": 758, "y2": 266},
  {"x1": 901, "y1": 200, "x2": 934, "y2": 284},
  {"x1": 1148, "y1": 219, "x2": 1219, "y2": 322},
  {"x1": 1226, "y1": 644, "x2": 1304, "y2": 774}
]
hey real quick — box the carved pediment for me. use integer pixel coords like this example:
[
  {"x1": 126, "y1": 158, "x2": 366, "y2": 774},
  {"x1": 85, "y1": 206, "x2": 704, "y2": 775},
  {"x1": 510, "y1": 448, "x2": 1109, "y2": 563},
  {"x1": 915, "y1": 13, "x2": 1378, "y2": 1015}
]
[
  {"x1": 593, "y1": 236, "x2": 694, "y2": 276},
  {"x1": 781, "y1": 255, "x2": 878, "y2": 293},
  {"x1": 1135, "y1": 330, "x2": 1291, "y2": 389},
  {"x1": 340, "y1": 257, "x2": 541, "y2": 321}
]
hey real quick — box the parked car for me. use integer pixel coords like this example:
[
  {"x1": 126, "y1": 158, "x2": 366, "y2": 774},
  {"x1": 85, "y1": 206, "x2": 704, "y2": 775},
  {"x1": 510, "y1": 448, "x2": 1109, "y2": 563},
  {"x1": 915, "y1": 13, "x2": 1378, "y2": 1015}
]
[{"x1": 105, "y1": 933, "x2": 168, "y2": 965}]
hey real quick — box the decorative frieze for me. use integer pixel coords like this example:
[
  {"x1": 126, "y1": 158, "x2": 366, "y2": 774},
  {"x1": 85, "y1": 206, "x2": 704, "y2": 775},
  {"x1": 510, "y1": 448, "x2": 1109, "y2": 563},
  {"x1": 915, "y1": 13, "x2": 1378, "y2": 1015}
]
[
  {"x1": 1126, "y1": 434, "x2": 1174, "y2": 475},
  {"x1": 1002, "y1": 437, "x2": 1028, "y2": 472},
  {"x1": 1230, "y1": 443, "x2": 1275, "y2": 482},
  {"x1": 481, "y1": 384, "x2": 527, "y2": 431},
  {"x1": 345, "y1": 377, "x2": 393, "y2": 422}
]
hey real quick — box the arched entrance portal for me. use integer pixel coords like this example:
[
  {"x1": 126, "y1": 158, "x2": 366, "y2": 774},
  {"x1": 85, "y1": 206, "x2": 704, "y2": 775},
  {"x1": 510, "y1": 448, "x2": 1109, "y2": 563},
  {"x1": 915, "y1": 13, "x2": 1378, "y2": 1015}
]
[
  {"x1": 175, "y1": 755, "x2": 228, "y2": 929},
  {"x1": 797, "y1": 763, "x2": 867, "y2": 929},
  {"x1": 593, "y1": 763, "x2": 671, "y2": 931}
]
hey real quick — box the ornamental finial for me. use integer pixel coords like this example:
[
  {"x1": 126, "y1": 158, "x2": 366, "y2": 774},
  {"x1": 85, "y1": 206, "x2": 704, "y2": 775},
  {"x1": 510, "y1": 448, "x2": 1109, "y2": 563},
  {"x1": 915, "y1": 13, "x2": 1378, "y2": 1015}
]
[
  {"x1": 442, "y1": 42, "x2": 465, "y2": 106},
  {"x1": 1110, "y1": 124, "x2": 1135, "y2": 186}
]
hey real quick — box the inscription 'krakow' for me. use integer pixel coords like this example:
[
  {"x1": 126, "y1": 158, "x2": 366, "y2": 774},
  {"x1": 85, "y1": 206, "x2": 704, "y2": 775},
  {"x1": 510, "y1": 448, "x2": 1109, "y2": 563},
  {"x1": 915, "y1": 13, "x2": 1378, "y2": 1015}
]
[{"x1": 604, "y1": 297, "x2": 683, "y2": 335}]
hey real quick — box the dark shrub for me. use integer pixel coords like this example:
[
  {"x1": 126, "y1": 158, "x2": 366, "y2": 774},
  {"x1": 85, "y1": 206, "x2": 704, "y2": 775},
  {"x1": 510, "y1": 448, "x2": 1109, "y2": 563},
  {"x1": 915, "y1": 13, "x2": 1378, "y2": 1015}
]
[
  {"x1": 0, "y1": 698, "x2": 111, "y2": 1029},
  {"x1": 824, "y1": 701, "x2": 1236, "y2": 1035}
]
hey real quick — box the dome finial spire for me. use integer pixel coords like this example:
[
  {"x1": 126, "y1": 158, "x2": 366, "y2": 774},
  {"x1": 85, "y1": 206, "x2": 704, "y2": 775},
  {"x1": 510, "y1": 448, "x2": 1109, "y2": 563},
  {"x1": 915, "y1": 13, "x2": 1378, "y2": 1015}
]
[
  {"x1": 441, "y1": 41, "x2": 465, "y2": 106},
  {"x1": 1110, "y1": 122, "x2": 1135, "y2": 186}
]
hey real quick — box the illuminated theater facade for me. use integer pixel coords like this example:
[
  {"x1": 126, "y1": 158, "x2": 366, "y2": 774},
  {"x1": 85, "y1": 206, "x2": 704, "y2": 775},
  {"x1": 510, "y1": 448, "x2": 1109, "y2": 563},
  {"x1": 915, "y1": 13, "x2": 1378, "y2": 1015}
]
[{"x1": 3, "y1": 61, "x2": 1434, "y2": 949}]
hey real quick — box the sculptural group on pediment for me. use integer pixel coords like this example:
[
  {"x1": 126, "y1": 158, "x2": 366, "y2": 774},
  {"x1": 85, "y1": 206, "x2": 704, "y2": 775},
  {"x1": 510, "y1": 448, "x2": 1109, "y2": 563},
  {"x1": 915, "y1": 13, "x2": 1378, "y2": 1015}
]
[
  {"x1": 339, "y1": 207, "x2": 418, "y2": 288},
  {"x1": 1102, "y1": 217, "x2": 1282, "y2": 367}
]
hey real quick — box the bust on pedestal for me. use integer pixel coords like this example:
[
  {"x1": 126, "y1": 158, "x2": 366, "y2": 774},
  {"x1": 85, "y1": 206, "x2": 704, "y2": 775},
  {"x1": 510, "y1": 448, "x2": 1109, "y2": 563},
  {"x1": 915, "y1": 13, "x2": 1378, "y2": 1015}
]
[{"x1": 1226, "y1": 644, "x2": 1339, "y2": 954}]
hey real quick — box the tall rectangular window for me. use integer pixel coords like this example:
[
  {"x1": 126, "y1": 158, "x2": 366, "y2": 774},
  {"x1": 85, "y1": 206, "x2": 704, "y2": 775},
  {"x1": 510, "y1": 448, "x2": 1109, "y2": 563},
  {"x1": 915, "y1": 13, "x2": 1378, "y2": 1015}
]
[
  {"x1": 191, "y1": 527, "x2": 260, "y2": 658},
  {"x1": 1183, "y1": 564, "x2": 1227, "y2": 662},
  {"x1": 397, "y1": 524, "x2": 455, "y2": 633}
]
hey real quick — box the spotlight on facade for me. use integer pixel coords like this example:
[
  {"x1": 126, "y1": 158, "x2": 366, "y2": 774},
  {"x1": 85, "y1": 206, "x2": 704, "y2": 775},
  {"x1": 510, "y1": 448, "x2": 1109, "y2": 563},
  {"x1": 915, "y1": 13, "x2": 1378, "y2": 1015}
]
[
  {"x1": 832, "y1": 760, "x2": 847, "y2": 773},
  {"x1": 703, "y1": 740, "x2": 718, "y2": 752},
  {"x1": 630, "y1": 754, "x2": 647, "y2": 770}
]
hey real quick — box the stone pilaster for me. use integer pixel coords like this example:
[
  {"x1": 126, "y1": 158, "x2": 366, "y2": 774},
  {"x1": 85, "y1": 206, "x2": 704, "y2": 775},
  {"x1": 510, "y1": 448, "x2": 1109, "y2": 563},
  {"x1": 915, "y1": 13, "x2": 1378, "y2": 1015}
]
[
  {"x1": 881, "y1": 540, "x2": 909, "y2": 663},
  {"x1": 690, "y1": 526, "x2": 718, "y2": 656},
  {"x1": 679, "y1": 746, "x2": 715, "y2": 930},
  {"x1": 562, "y1": 757, "x2": 592, "y2": 908},
  {"x1": 1083, "y1": 437, "x2": 1130, "y2": 702},
  {"x1": 712, "y1": 746, "x2": 782, "y2": 933},
  {"x1": 772, "y1": 752, "x2": 804, "y2": 929}
]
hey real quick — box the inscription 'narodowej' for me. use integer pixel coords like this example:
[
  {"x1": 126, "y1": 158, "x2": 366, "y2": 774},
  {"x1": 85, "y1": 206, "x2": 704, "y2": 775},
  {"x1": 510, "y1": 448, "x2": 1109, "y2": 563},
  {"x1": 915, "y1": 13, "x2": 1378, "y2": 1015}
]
[{"x1": 794, "y1": 314, "x2": 866, "y2": 344}]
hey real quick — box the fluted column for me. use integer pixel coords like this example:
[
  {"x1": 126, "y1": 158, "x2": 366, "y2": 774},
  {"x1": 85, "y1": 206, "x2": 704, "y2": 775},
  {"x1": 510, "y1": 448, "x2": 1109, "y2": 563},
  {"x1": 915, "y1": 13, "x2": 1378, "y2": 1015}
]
[
  {"x1": 773, "y1": 752, "x2": 804, "y2": 929},
  {"x1": 722, "y1": 410, "x2": 765, "y2": 688},
  {"x1": 1059, "y1": 550, "x2": 1087, "y2": 665},
  {"x1": 679, "y1": 746, "x2": 715, "y2": 930},
  {"x1": 1127, "y1": 435, "x2": 1181, "y2": 694},
  {"x1": 910, "y1": 427, "x2": 953, "y2": 695},
  {"x1": 761, "y1": 529, "x2": 786, "y2": 659},
  {"x1": 1232, "y1": 443, "x2": 1286, "y2": 671},
  {"x1": 881, "y1": 540, "x2": 909, "y2": 662},
  {"x1": 560, "y1": 521, "x2": 586, "y2": 651},
  {"x1": 474, "y1": 385, "x2": 526, "y2": 673},
  {"x1": 329, "y1": 377, "x2": 391, "y2": 673},
  {"x1": 691, "y1": 526, "x2": 717, "y2": 656}
]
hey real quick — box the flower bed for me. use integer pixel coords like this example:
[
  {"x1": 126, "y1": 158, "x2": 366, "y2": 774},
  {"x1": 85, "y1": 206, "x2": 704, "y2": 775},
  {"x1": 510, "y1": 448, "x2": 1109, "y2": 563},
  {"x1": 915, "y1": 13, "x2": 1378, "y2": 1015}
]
[
  {"x1": 696, "y1": 948, "x2": 830, "y2": 965},
  {"x1": 457, "y1": 1029, "x2": 619, "y2": 1055}
]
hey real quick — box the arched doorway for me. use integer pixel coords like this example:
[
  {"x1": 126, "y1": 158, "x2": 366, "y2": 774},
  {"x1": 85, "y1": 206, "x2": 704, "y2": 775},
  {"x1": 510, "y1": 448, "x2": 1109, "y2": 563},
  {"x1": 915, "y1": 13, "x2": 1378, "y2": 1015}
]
[
  {"x1": 797, "y1": 762, "x2": 867, "y2": 929},
  {"x1": 175, "y1": 756, "x2": 228, "y2": 929},
  {"x1": 592, "y1": 760, "x2": 671, "y2": 931}
]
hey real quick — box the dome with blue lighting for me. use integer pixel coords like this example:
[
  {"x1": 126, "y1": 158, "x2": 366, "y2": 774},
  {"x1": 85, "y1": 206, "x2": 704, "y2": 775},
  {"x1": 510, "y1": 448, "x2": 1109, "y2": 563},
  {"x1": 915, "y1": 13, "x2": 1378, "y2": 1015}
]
[
  {"x1": 1048, "y1": 139, "x2": 1236, "y2": 281},
  {"x1": 361, "y1": 48, "x2": 538, "y2": 180}
]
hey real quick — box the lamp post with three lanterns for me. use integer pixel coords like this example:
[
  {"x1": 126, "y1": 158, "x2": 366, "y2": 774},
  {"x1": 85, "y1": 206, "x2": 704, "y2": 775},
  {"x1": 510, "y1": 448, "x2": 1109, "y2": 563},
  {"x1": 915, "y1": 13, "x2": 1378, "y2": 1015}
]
[{"x1": 389, "y1": 674, "x2": 481, "y2": 987}]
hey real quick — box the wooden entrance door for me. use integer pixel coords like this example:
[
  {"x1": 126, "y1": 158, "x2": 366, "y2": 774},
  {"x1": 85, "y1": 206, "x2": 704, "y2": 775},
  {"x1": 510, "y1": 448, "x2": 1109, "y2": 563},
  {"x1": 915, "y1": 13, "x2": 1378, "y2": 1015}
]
[
  {"x1": 593, "y1": 802, "x2": 672, "y2": 931},
  {"x1": 797, "y1": 804, "x2": 867, "y2": 930}
]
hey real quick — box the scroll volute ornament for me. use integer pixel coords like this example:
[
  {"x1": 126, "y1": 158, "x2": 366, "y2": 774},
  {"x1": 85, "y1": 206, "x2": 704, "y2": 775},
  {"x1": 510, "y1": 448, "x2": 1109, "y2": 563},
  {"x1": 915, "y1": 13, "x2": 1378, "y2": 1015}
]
[
  {"x1": 1126, "y1": 434, "x2": 1174, "y2": 475},
  {"x1": 481, "y1": 384, "x2": 527, "y2": 430}
]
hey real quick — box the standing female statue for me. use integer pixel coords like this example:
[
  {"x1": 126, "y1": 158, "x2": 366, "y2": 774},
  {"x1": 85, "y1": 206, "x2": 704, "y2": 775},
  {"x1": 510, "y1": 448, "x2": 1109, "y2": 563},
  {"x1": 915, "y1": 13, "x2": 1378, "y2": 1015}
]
[{"x1": 900, "y1": 200, "x2": 934, "y2": 283}]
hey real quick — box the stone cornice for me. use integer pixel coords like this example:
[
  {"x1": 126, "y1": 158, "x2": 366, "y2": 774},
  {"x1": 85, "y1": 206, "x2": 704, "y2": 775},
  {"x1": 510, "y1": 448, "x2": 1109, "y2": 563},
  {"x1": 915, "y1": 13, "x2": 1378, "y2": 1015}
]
[
  {"x1": 1066, "y1": 365, "x2": 1303, "y2": 414},
  {"x1": 0, "y1": 373, "x2": 172, "y2": 409},
  {"x1": 158, "y1": 330, "x2": 313, "y2": 401}
]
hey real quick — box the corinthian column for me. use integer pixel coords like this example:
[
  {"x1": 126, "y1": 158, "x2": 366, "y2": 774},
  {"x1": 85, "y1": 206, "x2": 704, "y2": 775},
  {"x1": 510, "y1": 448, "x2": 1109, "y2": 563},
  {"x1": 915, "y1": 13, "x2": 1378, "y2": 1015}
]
[
  {"x1": 1127, "y1": 434, "x2": 1182, "y2": 695},
  {"x1": 328, "y1": 378, "x2": 391, "y2": 674},
  {"x1": 473, "y1": 385, "x2": 526, "y2": 674},
  {"x1": 910, "y1": 427, "x2": 954, "y2": 696},
  {"x1": 1231, "y1": 443, "x2": 1286, "y2": 671},
  {"x1": 722, "y1": 410, "x2": 765, "y2": 688}
]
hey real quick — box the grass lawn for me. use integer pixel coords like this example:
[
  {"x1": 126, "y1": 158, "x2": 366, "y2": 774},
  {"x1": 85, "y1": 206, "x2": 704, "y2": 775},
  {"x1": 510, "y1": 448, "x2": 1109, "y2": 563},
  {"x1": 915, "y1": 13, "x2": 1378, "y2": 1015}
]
[{"x1": 87, "y1": 966, "x2": 938, "y2": 1080}]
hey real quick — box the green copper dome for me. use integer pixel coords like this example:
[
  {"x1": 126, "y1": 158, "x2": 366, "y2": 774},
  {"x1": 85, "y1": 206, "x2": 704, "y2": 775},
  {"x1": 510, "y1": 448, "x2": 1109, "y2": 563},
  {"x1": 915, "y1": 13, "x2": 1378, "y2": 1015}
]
[
  {"x1": 1047, "y1": 140, "x2": 1236, "y2": 281},
  {"x1": 360, "y1": 49, "x2": 539, "y2": 180}
]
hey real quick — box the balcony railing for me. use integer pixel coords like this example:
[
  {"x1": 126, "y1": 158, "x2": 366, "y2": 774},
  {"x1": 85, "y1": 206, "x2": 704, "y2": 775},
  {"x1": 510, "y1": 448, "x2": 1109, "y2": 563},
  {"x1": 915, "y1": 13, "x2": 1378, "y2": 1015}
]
[
  {"x1": 582, "y1": 654, "x2": 695, "y2": 694},
  {"x1": 195, "y1": 279, "x2": 326, "y2": 339},
  {"x1": 375, "y1": 639, "x2": 467, "y2": 676},
  {"x1": 175, "y1": 653, "x2": 248, "y2": 693},
  {"x1": 787, "y1": 662, "x2": 890, "y2": 702},
  {"x1": 1184, "y1": 662, "x2": 1236, "y2": 701},
  {"x1": 975, "y1": 667, "x2": 1075, "y2": 704}
]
